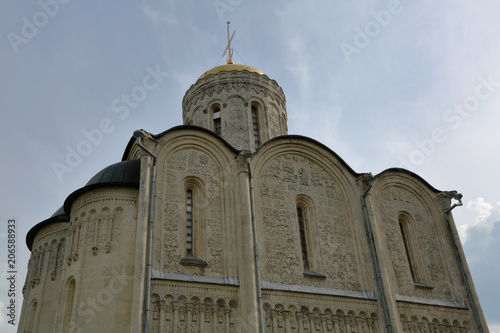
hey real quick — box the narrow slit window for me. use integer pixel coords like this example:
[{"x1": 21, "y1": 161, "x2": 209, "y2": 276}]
[
  {"x1": 297, "y1": 207, "x2": 309, "y2": 270},
  {"x1": 251, "y1": 106, "x2": 260, "y2": 148},
  {"x1": 26, "y1": 301, "x2": 37, "y2": 332},
  {"x1": 63, "y1": 279, "x2": 76, "y2": 332},
  {"x1": 186, "y1": 190, "x2": 193, "y2": 255},
  {"x1": 399, "y1": 219, "x2": 417, "y2": 282},
  {"x1": 213, "y1": 107, "x2": 221, "y2": 136}
]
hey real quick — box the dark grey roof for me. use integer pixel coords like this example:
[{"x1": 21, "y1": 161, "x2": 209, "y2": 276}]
[
  {"x1": 63, "y1": 159, "x2": 141, "y2": 216},
  {"x1": 27, "y1": 159, "x2": 141, "y2": 251},
  {"x1": 51, "y1": 206, "x2": 67, "y2": 218},
  {"x1": 85, "y1": 159, "x2": 141, "y2": 186},
  {"x1": 26, "y1": 206, "x2": 69, "y2": 251}
]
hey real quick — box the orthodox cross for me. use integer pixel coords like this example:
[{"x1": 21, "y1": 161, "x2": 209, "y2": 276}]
[{"x1": 223, "y1": 21, "x2": 235, "y2": 64}]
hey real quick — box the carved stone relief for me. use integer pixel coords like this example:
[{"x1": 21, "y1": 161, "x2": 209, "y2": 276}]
[
  {"x1": 149, "y1": 290, "x2": 238, "y2": 333},
  {"x1": 62, "y1": 190, "x2": 136, "y2": 268},
  {"x1": 226, "y1": 97, "x2": 247, "y2": 150},
  {"x1": 86, "y1": 208, "x2": 123, "y2": 256},
  {"x1": 192, "y1": 107, "x2": 205, "y2": 128},
  {"x1": 182, "y1": 72, "x2": 286, "y2": 118},
  {"x1": 262, "y1": 301, "x2": 379, "y2": 333},
  {"x1": 163, "y1": 149, "x2": 224, "y2": 276},
  {"x1": 28, "y1": 223, "x2": 68, "y2": 287},
  {"x1": 379, "y1": 186, "x2": 452, "y2": 300},
  {"x1": 399, "y1": 312, "x2": 471, "y2": 333},
  {"x1": 259, "y1": 154, "x2": 361, "y2": 290},
  {"x1": 268, "y1": 104, "x2": 280, "y2": 138}
]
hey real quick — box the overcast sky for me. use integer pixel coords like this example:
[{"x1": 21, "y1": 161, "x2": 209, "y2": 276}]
[{"x1": 1, "y1": 1, "x2": 499, "y2": 331}]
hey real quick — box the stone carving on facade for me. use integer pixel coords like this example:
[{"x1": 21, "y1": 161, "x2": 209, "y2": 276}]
[
  {"x1": 68, "y1": 218, "x2": 81, "y2": 264},
  {"x1": 162, "y1": 149, "x2": 224, "y2": 276},
  {"x1": 47, "y1": 240, "x2": 57, "y2": 280},
  {"x1": 149, "y1": 292, "x2": 238, "y2": 333},
  {"x1": 400, "y1": 314, "x2": 471, "y2": 333},
  {"x1": 192, "y1": 106, "x2": 205, "y2": 128},
  {"x1": 18, "y1": 58, "x2": 489, "y2": 332},
  {"x1": 79, "y1": 207, "x2": 124, "y2": 257},
  {"x1": 259, "y1": 154, "x2": 361, "y2": 290},
  {"x1": 30, "y1": 246, "x2": 45, "y2": 288},
  {"x1": 379, "y1": 186, "x2": 454, "y2": 300},
  {"x1": 262, "y1": 302, "x2": 379, "y2": 333},
  {"x1": 268, "y1": 104, "x2": 280, "y2": 138},
  {"x1": 226, "y1": 97, "x2": 247, "y2": 150},
  {"x1": 29, "y1": 224, "x2": 68, "y2": 284},
  {"x1": 25, "y1": 256, "x2": 34, "y2": 292},
  {"x1": 182, "y1": 71, "x2": 286, "y2": 118},
  {"x1": 24, "y1": 228, "x2": 67, "y2": 295}
]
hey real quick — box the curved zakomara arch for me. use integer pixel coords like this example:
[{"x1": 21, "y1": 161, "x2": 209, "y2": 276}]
[
  {"x1": 369, "y1": 169, "x2": 447, "y2": 288},
  {"x1": 122, "y1": 125, "x2": 240, "y2": 161},
  {"x1": 251, "y1": 136, "x2": 364, "y2": 284},
  {"x1": 155, "y1": 126, "x2": 239, "y2": 181},
  {"x1": 253, "y1": 136, "x2": 360, "y2": 196},
  {"x1": 370, "y1": 168, "x2": 444, "y2": 227},
  {"x1": 152, "y1": 126, "x2": 240, "y2": 275}
]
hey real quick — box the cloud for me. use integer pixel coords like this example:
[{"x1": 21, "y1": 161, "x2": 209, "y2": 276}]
[
  {"x1": 490, "y1": 324, "x2": 500, "y2": 333},
  {"x1": 467, "y1": 197, "x2": 494, "y2": 219},
  {"x1": 141, "y1": 0, "x2": 179, "y2": 26},
  {"x1": 142, "y1": 4, "x2": 162, "y2": 25},
  {"x1": 459, "y1": 197, "x2": 499, "y2": 243},
  {"x1": 460, "y1": 198, "x2": 500, "y2": 328}
]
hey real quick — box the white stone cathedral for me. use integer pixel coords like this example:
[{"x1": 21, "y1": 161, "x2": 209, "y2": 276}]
[{"x1": 19, "y1": 56, "x2": 489, "y2": 332}]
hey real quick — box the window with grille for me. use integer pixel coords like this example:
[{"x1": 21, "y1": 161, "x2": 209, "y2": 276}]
[
  {"x1": 186, "y1": 190, "x2": 193, "y2": 255},
  {"x1": 251, "y1": 105, "x2": 260, "y2": 148},
  {"x1": 297, "y1": 206, "x2": 309, "y2": 270},
  {"x1": 213, "y1": 106, "x2": 221, "y2": 136},
  {"x1": 180, "y1": 178, "x2": 208, "y2": 266},
  {"x1": 295, "y1": 196, "x2": 325, "y2": 278}
]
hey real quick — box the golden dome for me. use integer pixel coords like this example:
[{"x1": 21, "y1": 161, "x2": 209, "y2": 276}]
[{"x1": 198, "y1": 62, "x2": 264, "y2": 80}]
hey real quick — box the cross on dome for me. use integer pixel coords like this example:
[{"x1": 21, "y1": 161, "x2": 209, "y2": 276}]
[{"x1": 222, "y1": 21, "x2": 235, "y2": 64}]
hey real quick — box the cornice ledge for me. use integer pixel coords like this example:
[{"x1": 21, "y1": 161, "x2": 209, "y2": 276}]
[
  {"x1": 151, "y1": 269, "x2": 240, "y2": 286},
  {"x1": 261, "y1": 280, "x2": 376, "y2": 300},
  {"x1": 395, "y1": 294, "x2": 468, "y2": 309}
]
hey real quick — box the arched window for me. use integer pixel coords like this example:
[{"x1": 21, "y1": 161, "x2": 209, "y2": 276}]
[
  {"x1": 212, "y1": 105, "x2": 222, "y2": 136},
  {"x1": 398, "y1": 212, "x2": 429, "y2": 286},
  {"x1": 399, "y1": 220, "x2": 416, "y2": 281},
  {"x1": 296, "y1": 196, "x2": 325, "y2": 278},
  {"x1": 297, "y1": 206, "x2": 309, "y2": 270},
  {"x1": 251, "y1": 105, "x2": 260, "y2": 148},
  {"x1": 24, "y1": 300, "x2": 37, "y2": 332},
  {"x1": 181, "y1": 178, "x2": 207, "y2": 266},
  {"x1": 62, "y1": 278, "x2": 76, "y2": 331},
  {"x1": 186, "y1": 189, "x2": 193, "y2": 255}
]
